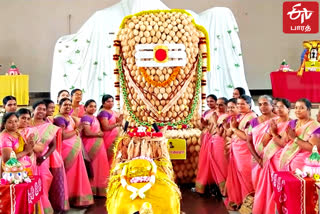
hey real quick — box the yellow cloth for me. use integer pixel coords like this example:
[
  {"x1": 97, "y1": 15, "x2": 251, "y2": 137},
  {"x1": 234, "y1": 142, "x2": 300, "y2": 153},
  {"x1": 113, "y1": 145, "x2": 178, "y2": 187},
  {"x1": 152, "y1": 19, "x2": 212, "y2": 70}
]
[
  {"x1": 107, "y1": 170, "x2": 181, "y2": 214},
  {"x1": 0, "y1": 75, "x2": 29, "y2": 105},
  {"x1": 53, "y1": 104, "x2": 60, "y2": 116}
]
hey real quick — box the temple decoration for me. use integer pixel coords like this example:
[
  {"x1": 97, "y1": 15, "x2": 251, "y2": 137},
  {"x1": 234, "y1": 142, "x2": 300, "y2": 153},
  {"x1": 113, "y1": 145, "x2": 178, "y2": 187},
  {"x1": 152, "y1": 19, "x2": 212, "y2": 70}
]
[{"x1": 297, "y1": 40, "x2": 320, "y2": 76}]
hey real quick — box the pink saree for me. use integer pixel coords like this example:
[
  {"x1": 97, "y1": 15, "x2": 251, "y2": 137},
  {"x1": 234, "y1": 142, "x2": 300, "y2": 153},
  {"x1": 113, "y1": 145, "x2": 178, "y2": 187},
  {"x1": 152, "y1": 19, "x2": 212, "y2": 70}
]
[
  {"x1": 195, "y1": 110, "x2": 216, "y2": 193},
  {"x1": 248, "y1": 117, "x2": 278, "y2": 214},
  {"x1": 0, "y1": 130, "x2": 37, "y2": 176},
  {"x1": 54, "y1": 115, "x2": 93, "y2": 206},
  {"x1": 225, "y1": 112, "x2": 257, "y2": 209},
  {"x1": 32, "y1": 122, "x2": 70, "y2": 213},
  {"x1": 209, "y1": 113, "x2": 229, "y2": 194},
  {"x1": 97, "y1": 110, "x2": 119, "y2": 166},
  {"x1": 81, "y1": 115, "x2": 109, "y2": 196},
  {"x1": 279, "y1": 119, "x2": 320, "y2": 171}
]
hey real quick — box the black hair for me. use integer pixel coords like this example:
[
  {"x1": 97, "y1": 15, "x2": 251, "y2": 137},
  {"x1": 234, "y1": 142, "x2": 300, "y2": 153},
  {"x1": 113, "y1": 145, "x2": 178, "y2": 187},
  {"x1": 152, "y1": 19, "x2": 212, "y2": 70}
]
[
  {"x1": 218, "y1": 97, "x2": 228, "y2": 105},
  {"x1": 57, "y1": 90, "x2": 69, "y2": 102},
  {"x1": 3, "y1": 96, "x2": 16, "y2": 106},
  {"x1": 277, "y1": 98, "x2": 291, "y2": 109},
  {"x1": 297, "y1": 98, "x2": 312, "y2": 111},
  {"x1": 206, "y1": 94, "x2": 217, "y2": 101},
  {"x1": 71, "y1": 89, "x2": 82, "y2": 97},
  {"x1": 239, "y1": 95, "x2": 252, "y2": 108},
  {"x1": 100, "y1": 94, "x2": 114, "y2": 110},
  {"x1": 59, "y1": 98, "x2": 72, "y2": 106},
  {"x1": 227, "y1": 98, "x2": 237, "y2": 105},
  {"x1": 234, "y1": 87, "x2": 246, "y2": 96},
  {"x1": 16, "y1": 108, "x2": 31, "y2": 117},
  {"x1": 32, "y1": 101, "x2": 46, "y2": 110},
  {"x1": 1, "y1": 112, "x2": 18, "y2": 131},
  {"x1": 84, "y1": 99, "x2": 96, "y2": 108},
  {"x1": 42, "y1": 99, "x2": 54, "y2": 108}
]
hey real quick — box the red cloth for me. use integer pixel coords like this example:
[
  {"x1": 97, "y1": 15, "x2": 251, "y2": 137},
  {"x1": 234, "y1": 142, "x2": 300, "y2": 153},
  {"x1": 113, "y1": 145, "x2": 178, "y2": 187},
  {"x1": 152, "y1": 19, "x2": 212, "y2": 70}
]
[
  {"x1": 270, "y1": 71, "x2": 320, "y2": 102},
  {"x1": 272, "y1": 171, "x2": 318, "y2": 214},
  {"x1": 0, "y1": 176, "x2": 42, "y2": 214}
]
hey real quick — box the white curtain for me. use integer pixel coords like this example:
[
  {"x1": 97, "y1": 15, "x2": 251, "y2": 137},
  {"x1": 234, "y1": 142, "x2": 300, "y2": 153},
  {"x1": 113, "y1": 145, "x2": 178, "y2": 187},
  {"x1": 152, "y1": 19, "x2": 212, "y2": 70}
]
[{"x1": 51, "y1": 0, "x2": 253, "y2": 109}]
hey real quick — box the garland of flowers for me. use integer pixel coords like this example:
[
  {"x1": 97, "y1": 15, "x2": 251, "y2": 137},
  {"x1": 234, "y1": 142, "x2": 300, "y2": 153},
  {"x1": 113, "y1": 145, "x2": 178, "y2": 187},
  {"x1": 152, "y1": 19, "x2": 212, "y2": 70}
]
[
  {"x1": 118, "y1": 55, "x2": 202, "y2": 127},
  {"x1": 120, "y1": 156, "x2": 157, "y2": 200},
  {"x1": 139, "y1": 67, "x2": 180, "y2": 87}
]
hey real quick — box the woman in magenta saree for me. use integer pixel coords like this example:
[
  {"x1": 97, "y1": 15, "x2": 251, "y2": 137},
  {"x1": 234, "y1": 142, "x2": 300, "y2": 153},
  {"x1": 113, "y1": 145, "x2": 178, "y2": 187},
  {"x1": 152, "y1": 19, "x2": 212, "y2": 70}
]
[
  {"x1": 195, "y1": 94, "x2": 217, "y2": 194},
  {"x1": 225, "y1": 95, "x2": 257, "y2": 210},
  {"x1": 97, "y1": 95, "x2": 122, "y2": 167},
  {"x1": 54, "y1": 98, "x2": 93, "y2": 207},
  {"x1": 29, "y1": 101, "x2": 70, "y2": 213},
  {"x1": 81, "y1": 99, "x2": 109, "y2": 196},
  {"x1": 279, "y1": 98, "x2": 320, "y2": 172},
  {"x1": 246, "y1": 95, "x2": 277, "y2": 214}
]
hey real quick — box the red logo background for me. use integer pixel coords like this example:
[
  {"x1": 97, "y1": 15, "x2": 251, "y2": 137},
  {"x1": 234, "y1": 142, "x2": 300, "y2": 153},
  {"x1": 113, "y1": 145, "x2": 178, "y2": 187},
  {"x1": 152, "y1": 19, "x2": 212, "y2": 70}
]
[{"x1": 283, "y1": 1, "x2": 319, "y2": 34}]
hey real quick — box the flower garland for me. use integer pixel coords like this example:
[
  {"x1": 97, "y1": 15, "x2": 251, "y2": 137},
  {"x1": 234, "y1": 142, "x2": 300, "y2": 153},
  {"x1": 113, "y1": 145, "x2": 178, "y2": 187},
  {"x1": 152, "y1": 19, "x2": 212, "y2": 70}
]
[
  {"x1": 139, "y1": 67, "x2": 180, "y2": 87},
  {"x1": 120, "y1": 157, "x2": 157, "y2": 200},
  {"x1": 118, "y1": 55, "x2": 202, "y2": 127}
]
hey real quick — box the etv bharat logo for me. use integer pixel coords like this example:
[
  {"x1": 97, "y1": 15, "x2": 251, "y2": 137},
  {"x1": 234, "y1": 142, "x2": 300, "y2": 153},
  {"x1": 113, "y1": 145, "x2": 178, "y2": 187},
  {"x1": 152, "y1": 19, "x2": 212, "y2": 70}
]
[{"x1": 283, "y1": 2, "x2": 319, "y2": 34}]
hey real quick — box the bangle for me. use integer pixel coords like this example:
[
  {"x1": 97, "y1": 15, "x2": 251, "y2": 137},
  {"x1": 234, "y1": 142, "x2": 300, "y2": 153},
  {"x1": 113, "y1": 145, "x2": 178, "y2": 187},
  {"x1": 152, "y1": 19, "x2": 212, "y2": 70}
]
[
  {"x1": 232, "y1": 128, "x2": 237, "y2": 132},
  {"x1": 294, "y1": 137, "x2": 300, "y2": 143}
]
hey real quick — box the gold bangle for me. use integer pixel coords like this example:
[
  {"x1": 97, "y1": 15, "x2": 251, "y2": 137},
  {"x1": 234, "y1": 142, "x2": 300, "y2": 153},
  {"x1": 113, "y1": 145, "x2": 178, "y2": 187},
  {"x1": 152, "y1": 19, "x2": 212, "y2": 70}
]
[{"x1": 232, "y1": 128, "x2": 237, "y2": 132}]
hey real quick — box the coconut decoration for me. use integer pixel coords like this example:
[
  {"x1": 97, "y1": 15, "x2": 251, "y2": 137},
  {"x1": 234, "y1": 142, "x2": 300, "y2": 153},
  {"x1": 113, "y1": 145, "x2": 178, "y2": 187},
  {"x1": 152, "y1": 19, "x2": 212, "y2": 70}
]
[
  {"x1": 113, "y1": 9, "x2": 209, "y2": 127},
  {"x1": 1, "y1": 151, "x2": 31, "y2": 184}
]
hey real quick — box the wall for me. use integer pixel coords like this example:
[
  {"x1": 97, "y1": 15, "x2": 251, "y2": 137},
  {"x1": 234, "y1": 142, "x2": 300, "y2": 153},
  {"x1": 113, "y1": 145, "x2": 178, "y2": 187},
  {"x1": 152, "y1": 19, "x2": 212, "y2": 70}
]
[{"x1": 0, "y1": 0, "x2": 319, "y2": 92}]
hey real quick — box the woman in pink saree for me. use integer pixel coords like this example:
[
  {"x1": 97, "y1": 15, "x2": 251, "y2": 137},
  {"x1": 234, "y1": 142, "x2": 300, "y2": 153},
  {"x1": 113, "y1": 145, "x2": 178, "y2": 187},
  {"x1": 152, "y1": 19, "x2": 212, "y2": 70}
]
[
  {"x1": 98, "y1": 95, "x2": 122, "y2": 166},
  {"x1": 54, "y1": 98, "x2": 93, "y2": 207},
  {"x1": 225, "y1": 95, "x2": 257, "y2": 210},
  {"x1": 70, "y1": 89, "x2": 85, "y2": 118},
  {"x1": 81, "y1": 99, "x2": 109, "y2": 196},
  {"x1": 246, "y1": 95, "x2": 277, "y2": 214},
  {"x1": 29, "y1": 101, "x2": 70, "y2": 213},
  {"x1": 195, "y1": 94, "x2": 217, "y2": 194},
  {"x1": 196, "y1": 97, "x2": 229, "y2": 195},
  {"x1": 0, "y1": 112, "x2": 36, "y2": 175},
  {"x1": 249, "y1": 98, "x2": 291, "y2": 214},
  {"x1": 279, "y1": 98, "x2": 320, "y2": 172}
]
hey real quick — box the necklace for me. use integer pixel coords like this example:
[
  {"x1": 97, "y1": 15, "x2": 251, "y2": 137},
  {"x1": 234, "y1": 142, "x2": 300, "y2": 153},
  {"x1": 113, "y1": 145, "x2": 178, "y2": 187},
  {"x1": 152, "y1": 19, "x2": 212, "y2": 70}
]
[
  {"x1": 139, "y1": 66, "x2": 180, "y2": 87},
  {"x1": 296, "y1": 118, "x2": 311, "y2": 129}
]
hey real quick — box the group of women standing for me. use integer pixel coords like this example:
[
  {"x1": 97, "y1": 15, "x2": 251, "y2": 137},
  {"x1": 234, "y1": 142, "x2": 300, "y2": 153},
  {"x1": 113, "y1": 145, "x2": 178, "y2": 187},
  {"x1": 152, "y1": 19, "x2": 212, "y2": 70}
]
[
  {"x1": 0, "y1": 90, "x2": 122, "y2": 213},
  {"x1": 195, "y1": 87, "x2": 320, "y2": 213}
]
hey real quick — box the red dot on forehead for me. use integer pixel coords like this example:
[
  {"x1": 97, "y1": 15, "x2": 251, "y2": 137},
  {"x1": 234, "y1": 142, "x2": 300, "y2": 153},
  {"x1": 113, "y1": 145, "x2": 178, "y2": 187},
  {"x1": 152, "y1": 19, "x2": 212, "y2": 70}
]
[{"x1": 155, "y1": 49, "x2": 167, "y2": 62}]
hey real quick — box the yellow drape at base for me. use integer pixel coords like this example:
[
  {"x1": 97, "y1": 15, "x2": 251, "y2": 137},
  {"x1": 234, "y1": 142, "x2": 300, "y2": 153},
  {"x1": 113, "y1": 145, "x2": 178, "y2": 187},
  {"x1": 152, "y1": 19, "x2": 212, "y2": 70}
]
[{"x1": 0, "y1": 75, "x2": 29, "y2": 105}]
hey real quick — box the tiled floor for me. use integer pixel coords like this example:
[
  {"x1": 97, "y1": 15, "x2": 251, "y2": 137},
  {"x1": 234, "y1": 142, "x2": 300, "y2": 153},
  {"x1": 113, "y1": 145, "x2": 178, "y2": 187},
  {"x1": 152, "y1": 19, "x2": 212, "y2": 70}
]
[{"x1": 67, "y1": 186, "x2": 229, "y2": 214}]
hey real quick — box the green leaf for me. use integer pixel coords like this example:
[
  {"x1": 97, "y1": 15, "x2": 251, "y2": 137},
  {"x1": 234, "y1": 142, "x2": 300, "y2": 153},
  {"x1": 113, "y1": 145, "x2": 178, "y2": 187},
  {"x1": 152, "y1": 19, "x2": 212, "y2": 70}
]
[
  {"x1": 86, "y1": 40, "x2": 91, "y2": 43},
  {"x1": 214, "y1": 89, "x2": 220, "y2": 91},
  {"x1": 232, "y1": 45, "x2": 235, "y2": 50},
  {"x1": 227, "y1": 84, "x2": 233, "y2": 88},
  {"x1": 238, "y1": 53, "x2": 242, "y2": 56},
  {"x1": 103, "y1": 72, "x2": 107, "y2": 76},
  {"x1": 234, "y1": 27, "x2": 238, "y2": 31},
  {"x1": 216, "y1": 35, "x2": 221, "y2": 39},
  {"x1": 227, "y1": 30, "x2": 232, "y2": 34},
  {"x1": 234, "y1": 63, "x2": 240, "y2": 67},
  {"x1": 82, "y1": 89, "x2": 86, "y2": 93},
  {"x1": 93, "y1": 61, "x2": 98, "y2": 65},
  {"x1": 107, "y1": 45, "x2": 112, "y2": 48},
  {"x1": 63, "y1": 74, "x2": 67, "y2": 77},
  {"x1": 58, "y1": 50, "x2": 62, "y2": 53},
  {"x1": 65, "y1": 45, "x2": 69, "y2": 48},
  {"x1": 73, "y1": 39, "x2": 78, "y2": 42},
  {"x1": 75, "y1": 50, "x2": 80, "y2": 54},
  {"x1": 98, "y1": 77, "x2": 102, "y2": 81},
  {"x1": 70, "y1": 86, "x2": 75, "y2": 90},
  {"x1": 214, "y1": 48, "x2": 217, "y2": 51},
  {"x1": 67, "y1": 59, "x2": 73, "y2": 64},
  {"x1": 217, "y1": 65, "x2": 221, "y2": 70},
  {"x1": 78, "y1": 67, "x2": 81, "y2": 70}
]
